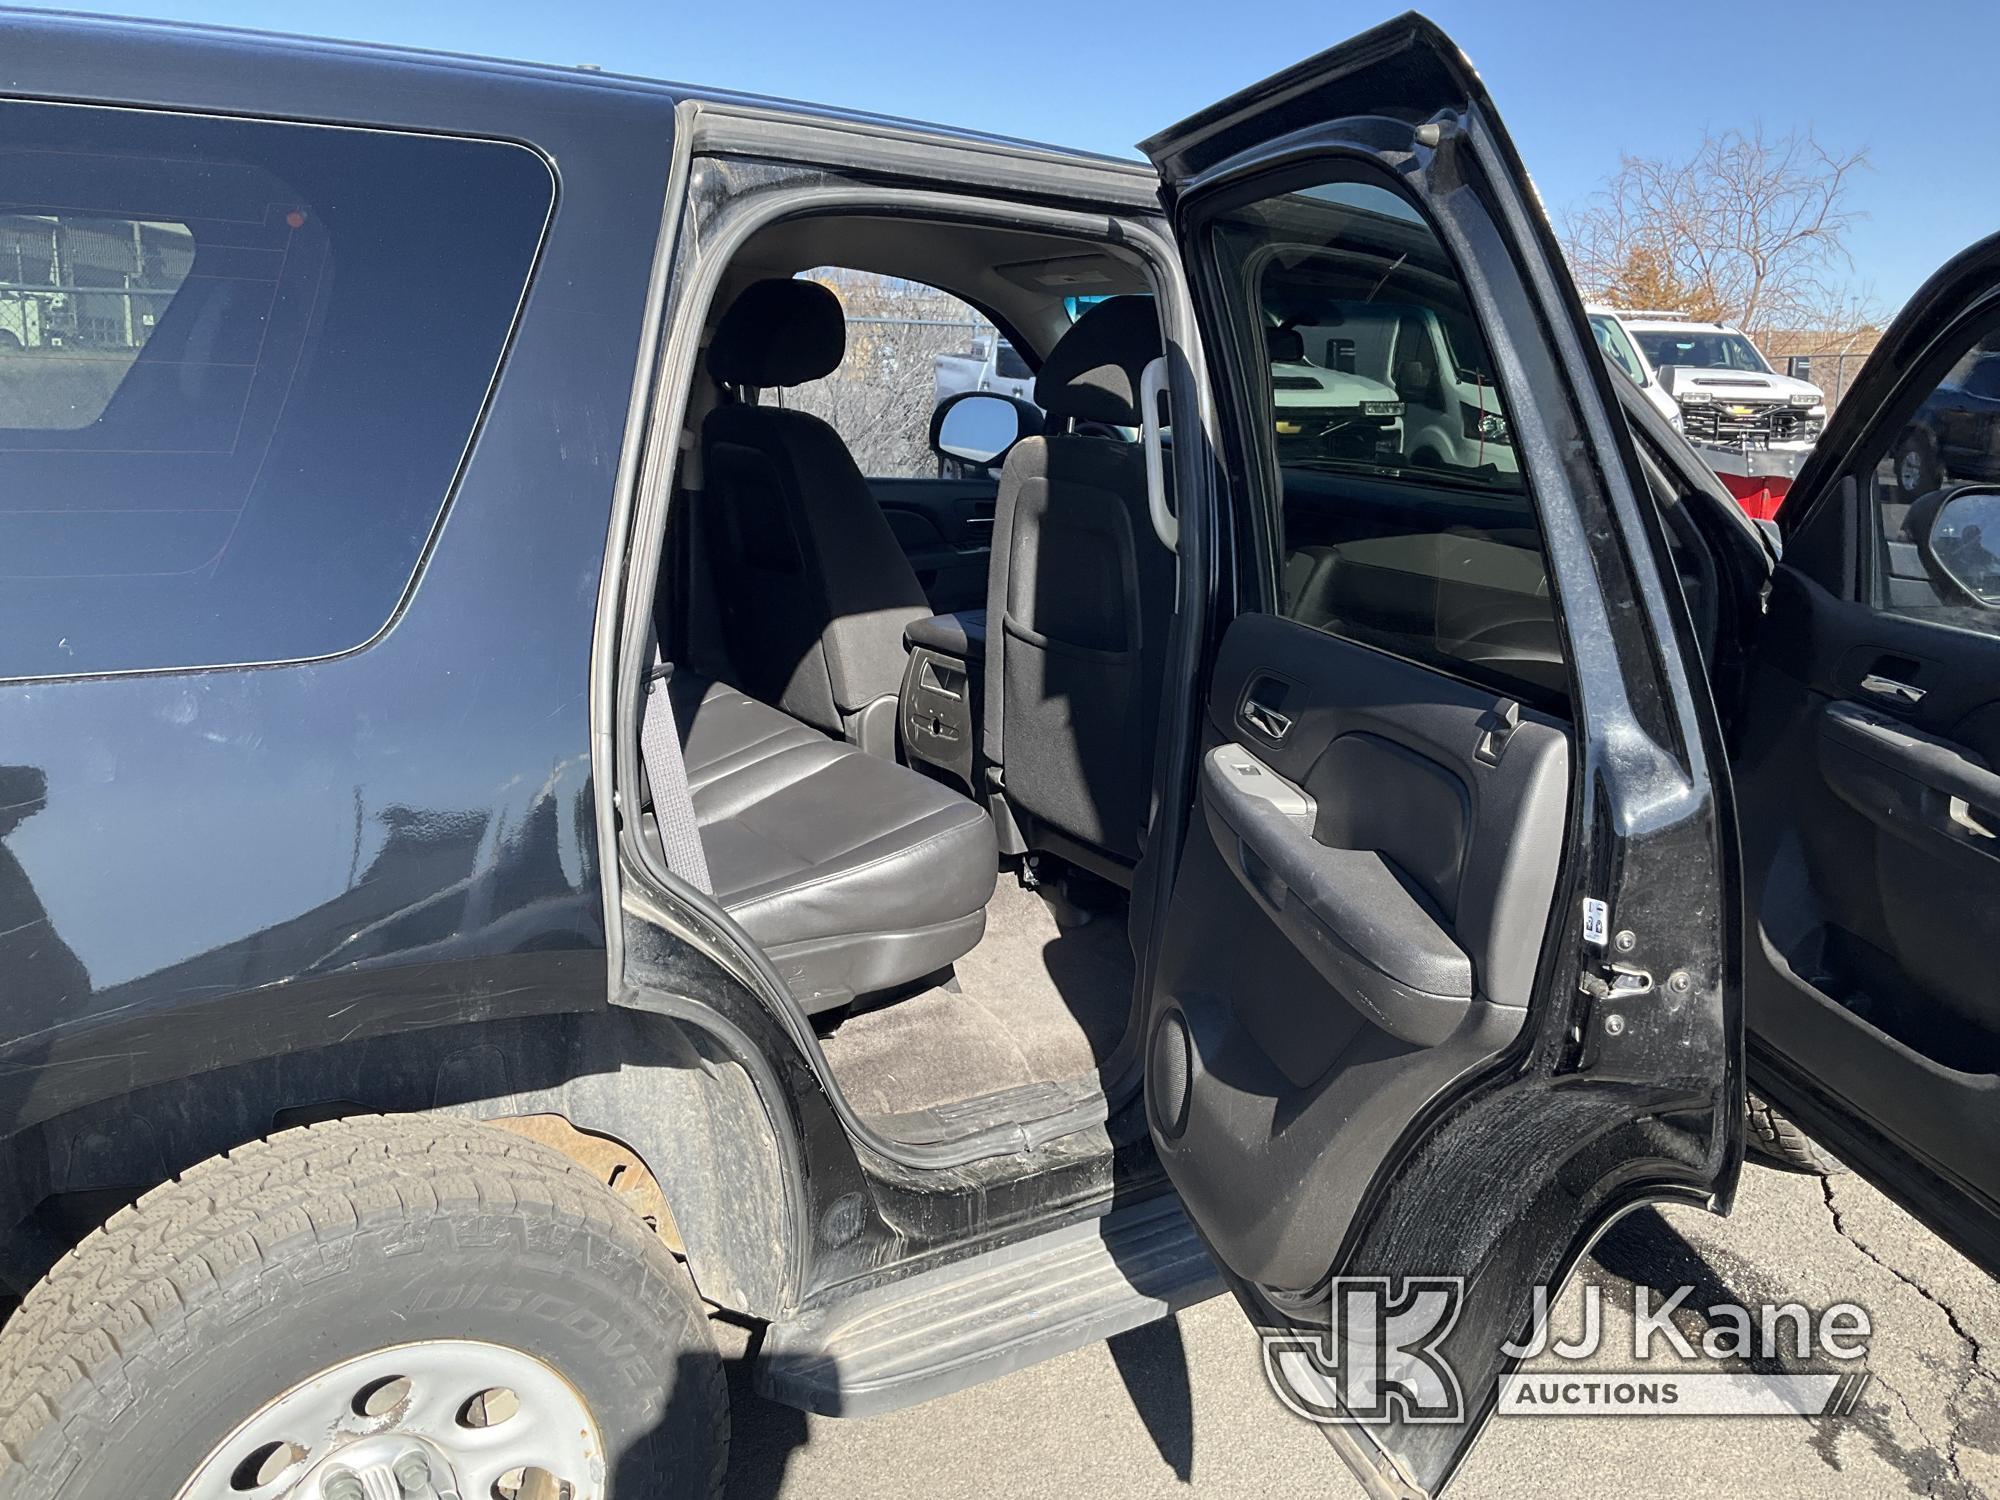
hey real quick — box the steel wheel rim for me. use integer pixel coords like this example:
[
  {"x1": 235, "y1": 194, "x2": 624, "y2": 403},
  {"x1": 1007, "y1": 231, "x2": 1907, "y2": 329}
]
[
  {"x1": 1901, "y1": 444, "x2": 1927, "y2": 492},
  {"x1": 173, "y1": 1338, "x2": 603, "y2": 1500}
]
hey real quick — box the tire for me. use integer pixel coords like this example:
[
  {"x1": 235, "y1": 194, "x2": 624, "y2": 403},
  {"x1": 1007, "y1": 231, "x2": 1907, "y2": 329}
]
[
  {"x1": 0, "y1": 1116, "x2": 727, "y2": 1499},
  {"x1": 1895, "y1": 427, "x2": 1940, "y2": 498},
  {"x1": 1746, "y1": 1093, "x2": 1848, "y2": 1177}
]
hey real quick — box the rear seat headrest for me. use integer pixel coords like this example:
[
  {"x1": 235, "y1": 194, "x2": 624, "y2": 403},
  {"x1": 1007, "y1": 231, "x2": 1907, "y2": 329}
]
[
  {"x1": 1034, "y1": 294, "x2": 1162, "y2": 426},
  {"x1": 708, "y1": 277, "x2": 846, "y2": 389}
]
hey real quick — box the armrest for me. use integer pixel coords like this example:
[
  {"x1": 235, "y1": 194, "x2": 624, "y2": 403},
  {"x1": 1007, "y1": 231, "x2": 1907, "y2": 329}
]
[
  {"x1": 905, "y1": 609, "x2": 987, "y2": 663},
  {"x1": 1201, "y1": 744, "x2": 1475, "y2": 1047}
]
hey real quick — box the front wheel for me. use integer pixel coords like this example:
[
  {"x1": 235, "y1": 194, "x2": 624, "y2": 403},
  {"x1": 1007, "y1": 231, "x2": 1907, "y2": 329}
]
[
  {"x1": 1896, "y1": 427, "x2": 1940, "y2": 498},
  {"x1": 0, "y1": 1116, "x2": 728, "y2": 1500}
]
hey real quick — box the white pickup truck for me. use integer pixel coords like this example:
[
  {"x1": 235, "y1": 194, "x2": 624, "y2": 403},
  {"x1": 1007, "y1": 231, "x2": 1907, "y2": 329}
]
[
  {"x1": 1587, "y1": 307, "x2": 1825, "y2": 518},
  {"x1": 932, "y1": 330, "x2": 1034, "y2": 406}
]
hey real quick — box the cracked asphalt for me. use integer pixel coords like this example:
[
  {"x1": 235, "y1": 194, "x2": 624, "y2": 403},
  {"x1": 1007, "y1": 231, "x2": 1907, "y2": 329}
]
[{"x1": 720, "y1": 1160, "x2": 2000, "y2": 1497}]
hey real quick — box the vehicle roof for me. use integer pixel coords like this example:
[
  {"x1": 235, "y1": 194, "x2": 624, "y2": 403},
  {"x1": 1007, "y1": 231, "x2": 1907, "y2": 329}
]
[{"x1": 3, "y1": 6, "x2": 1149, "y2": 175}]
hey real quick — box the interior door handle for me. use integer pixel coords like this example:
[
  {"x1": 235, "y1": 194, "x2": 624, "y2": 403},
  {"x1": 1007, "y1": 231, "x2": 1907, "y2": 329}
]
[
  {"x1": 1860, "y1": 673, "x2": 1927, "y2": 706},
  {"x1": 1243, "y1": 700, "x2": 1293, "y2": 743}
]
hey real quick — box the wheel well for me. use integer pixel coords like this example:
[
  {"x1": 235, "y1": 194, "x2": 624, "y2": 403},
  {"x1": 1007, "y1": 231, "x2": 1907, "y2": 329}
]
[{"x1": 0, "y1": 1009, "x2": 795, "y2": 1317}]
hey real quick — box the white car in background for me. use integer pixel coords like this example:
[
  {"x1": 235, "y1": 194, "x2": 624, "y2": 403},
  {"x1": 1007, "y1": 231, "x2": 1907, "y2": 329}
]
[
  {"x1": 1589, "y1": 306, "x2": 1825, "y2": 518},
  {"x1": 1277, "y1": 304, "x2": 1517, "y2": 477}
]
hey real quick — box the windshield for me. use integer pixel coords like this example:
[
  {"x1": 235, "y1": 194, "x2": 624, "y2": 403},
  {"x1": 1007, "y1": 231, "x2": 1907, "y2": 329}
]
[
  {"x1": 1589, "y1": 315, "x2": 1648, "y2": 387},
  {"x1": 1633, "y1": 329, "x2": 1772, "y2": 375}
]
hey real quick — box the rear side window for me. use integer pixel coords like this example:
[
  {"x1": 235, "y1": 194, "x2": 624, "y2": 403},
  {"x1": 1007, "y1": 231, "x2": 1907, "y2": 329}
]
[{"x1": 0, "y1": 102, "x2": 553, "y2": 680}]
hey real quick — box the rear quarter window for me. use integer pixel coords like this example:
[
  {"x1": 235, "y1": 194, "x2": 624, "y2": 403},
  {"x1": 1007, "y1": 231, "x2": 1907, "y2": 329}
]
[{"x1": 0, "y1": 102, "x2": 554, "y2": 680}]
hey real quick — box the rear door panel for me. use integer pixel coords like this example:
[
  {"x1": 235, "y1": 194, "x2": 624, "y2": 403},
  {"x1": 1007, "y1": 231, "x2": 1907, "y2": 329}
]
[
  {"x1": 1162, "y1": 612, "x2": 1569, "y2": 1291},
  {"x1": 1142, "y1": 17, "x2": 1739, "y2": 1490},
  {"x1": 865, "y1": 475, "x2": 992, "y2": 613}
]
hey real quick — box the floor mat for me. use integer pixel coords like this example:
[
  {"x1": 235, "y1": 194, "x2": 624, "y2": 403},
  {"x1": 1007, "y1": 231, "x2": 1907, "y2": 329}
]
[{"x1": 818, "y1": 877, "x2": 1135, "y2": 1119}]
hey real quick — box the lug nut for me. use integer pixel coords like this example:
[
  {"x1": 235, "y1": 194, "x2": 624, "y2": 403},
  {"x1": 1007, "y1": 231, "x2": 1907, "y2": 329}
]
[
  {"x1": 322, "y1": 1471, "x2": 366, "y2": 1500},
  {"x1": 394, "y1": 1450, "x2": 434, "y2": 1492}
]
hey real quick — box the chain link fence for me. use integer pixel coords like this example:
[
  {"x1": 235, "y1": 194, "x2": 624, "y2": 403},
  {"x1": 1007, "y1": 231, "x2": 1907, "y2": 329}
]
[{"x1": 1757, "y1": 337, "x2": 1882, "y2": 414}]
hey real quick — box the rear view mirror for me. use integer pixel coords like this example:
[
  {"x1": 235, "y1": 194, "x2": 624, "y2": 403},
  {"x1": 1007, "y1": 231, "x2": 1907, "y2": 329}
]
[
  {"x1": 930, "y1": 390, "x2": 1038, "y2": 472},
  {"x1": 1917, "y1": 486, "x2": 2000, "y2": 608}
]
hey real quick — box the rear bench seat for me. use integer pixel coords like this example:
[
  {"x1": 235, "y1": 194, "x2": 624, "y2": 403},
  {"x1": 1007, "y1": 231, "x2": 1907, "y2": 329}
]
[{"x1": 659, "y1": 670, "x2": 998, "y2": 1012}]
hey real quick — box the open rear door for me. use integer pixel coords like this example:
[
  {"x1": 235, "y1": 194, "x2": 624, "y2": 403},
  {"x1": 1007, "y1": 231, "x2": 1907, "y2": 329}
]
[{"x1": 1138, "y1": 15, "x2": 1740, "y2": 1494}]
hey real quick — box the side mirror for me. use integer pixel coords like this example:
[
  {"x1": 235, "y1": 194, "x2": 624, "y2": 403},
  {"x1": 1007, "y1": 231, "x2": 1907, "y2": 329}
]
[
  {"x1": 930, "y1": 390, "x2": 1039, "y2": 474},
  {"x1": 1916, "y1": 485, "x2": 2000, "y2": 608}
]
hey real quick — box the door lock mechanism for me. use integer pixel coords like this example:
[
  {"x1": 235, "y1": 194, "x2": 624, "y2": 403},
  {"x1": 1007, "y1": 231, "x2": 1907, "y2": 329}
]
[{"x1": 1577, "y1": 962, "x2": 1653, "y2": 1002}]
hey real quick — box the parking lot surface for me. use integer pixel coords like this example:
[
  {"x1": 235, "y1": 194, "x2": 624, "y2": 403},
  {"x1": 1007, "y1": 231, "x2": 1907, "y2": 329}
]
[{"x1": 719, "y1": 1162, "x2": 2000, "y2": 1498}]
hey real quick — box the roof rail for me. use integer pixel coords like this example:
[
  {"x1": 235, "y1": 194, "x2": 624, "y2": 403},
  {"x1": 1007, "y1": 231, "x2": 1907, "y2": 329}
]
[{"x1": 1616, "y1": 308, "x2": 1692, "y2": 321}]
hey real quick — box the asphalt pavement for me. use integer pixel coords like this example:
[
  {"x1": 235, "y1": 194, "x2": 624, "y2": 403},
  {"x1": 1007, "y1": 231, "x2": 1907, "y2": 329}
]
[{"x1": 717, "y1": 1161, "x2": 2000, "y2": 1498}]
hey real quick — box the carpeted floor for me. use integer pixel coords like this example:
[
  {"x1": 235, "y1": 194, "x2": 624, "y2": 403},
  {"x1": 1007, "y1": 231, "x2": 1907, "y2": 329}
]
[{"x1": 817, "y1": 876, "x2": 1135, "y2": 1119}]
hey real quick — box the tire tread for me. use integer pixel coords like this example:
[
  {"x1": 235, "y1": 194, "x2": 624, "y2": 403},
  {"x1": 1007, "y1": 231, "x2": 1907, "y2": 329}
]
[{"x1": 0, "y1": 1115, "x2": 727, "y2": 1498}]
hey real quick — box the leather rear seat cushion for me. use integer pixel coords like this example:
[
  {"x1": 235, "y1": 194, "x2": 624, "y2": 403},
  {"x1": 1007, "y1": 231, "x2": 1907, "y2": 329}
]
[{"x1": 668, "y1": 670, "x2": 998, "y2": 963}]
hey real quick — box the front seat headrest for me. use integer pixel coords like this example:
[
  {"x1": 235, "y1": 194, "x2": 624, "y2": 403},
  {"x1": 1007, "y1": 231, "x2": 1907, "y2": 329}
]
[
  {"x1": 1267, "y1": 325, "x2": 1304, "y2": 363},
  {"x1": 707, "y1": 278, "x2": 846, "y2": 389},
  {"x1": 1034, "y1": 295, "x2": 1162, "y2": 426}
]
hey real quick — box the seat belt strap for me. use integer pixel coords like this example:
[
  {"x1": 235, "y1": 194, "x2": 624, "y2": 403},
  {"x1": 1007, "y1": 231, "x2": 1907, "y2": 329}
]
[{"x1": 640, "y1": 659, "x2": 712, "y2": 893}]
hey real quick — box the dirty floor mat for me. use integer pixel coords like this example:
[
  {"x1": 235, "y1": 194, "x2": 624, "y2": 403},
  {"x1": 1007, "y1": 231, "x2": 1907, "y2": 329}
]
[{"x1": 817, "y1": 877, "x2": 1135, "y2": 1120}]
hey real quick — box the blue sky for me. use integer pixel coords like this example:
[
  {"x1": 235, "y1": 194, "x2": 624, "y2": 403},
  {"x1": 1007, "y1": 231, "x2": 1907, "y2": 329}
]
[{"x1": 16, "y1": 0, "x2": 1996, "y2": 315}]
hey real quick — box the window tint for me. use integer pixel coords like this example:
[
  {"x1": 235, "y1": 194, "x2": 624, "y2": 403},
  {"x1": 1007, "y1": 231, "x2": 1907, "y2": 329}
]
[
  {"x1": 1864, "y1": 323, "x2": 2000, "y2": 639},
  {"x1": 780, "y1": 269, "x2": 1003, "y2": 478},
  {"x1": 1204, "y1": 171, "x2": 1566, "y2": 708},
  {"x1": 0, "y1": 103, "x2": 552, "y2": 680}
]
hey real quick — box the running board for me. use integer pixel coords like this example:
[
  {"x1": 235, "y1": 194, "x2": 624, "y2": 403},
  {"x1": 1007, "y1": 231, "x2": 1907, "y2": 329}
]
[{"x1": 754, "y1": 1194, "x2": 1223, "y2": 1417}]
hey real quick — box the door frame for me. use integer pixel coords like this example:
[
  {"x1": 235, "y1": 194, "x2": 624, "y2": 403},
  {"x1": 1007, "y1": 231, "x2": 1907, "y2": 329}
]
[{"x1": 590, "y1": 101, "x2": 1215, "y2": 1172}]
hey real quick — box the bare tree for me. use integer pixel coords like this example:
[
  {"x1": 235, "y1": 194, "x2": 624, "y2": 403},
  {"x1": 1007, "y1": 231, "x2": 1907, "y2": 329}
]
[
  {"x1": 1562, "y1": 126, "x2": 1876, "y2": 338},
  {"x1": 778, "y1": 268, "x2": 990, "y2": 478}
]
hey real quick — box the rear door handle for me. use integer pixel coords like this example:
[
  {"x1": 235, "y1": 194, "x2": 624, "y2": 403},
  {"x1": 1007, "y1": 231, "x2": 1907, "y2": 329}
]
[
  {"x1": 1243, "y1": 700, "x2": 1293, "y2": 743},
  {"x1": 1860, "y1": 673, "x2": 1927, "y2": 706}
]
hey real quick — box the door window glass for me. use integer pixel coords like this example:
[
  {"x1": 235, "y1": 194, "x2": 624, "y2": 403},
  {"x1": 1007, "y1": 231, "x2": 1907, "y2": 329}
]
[
  {"x1": 1864, "y1": 324, "x2": 2000, "y2": 638},
  {"x1": 1202, "y1": 171, "x2": 1566, "y2": 707},
  {"x1": 1589, "y1": 313, "x2": 1646, "y2": 387}
]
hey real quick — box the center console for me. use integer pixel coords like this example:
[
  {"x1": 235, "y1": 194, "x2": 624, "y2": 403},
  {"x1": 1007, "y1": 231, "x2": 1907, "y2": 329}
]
[{"x1": 901, "y1": 609, "x2": 986, "y2": 794}]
